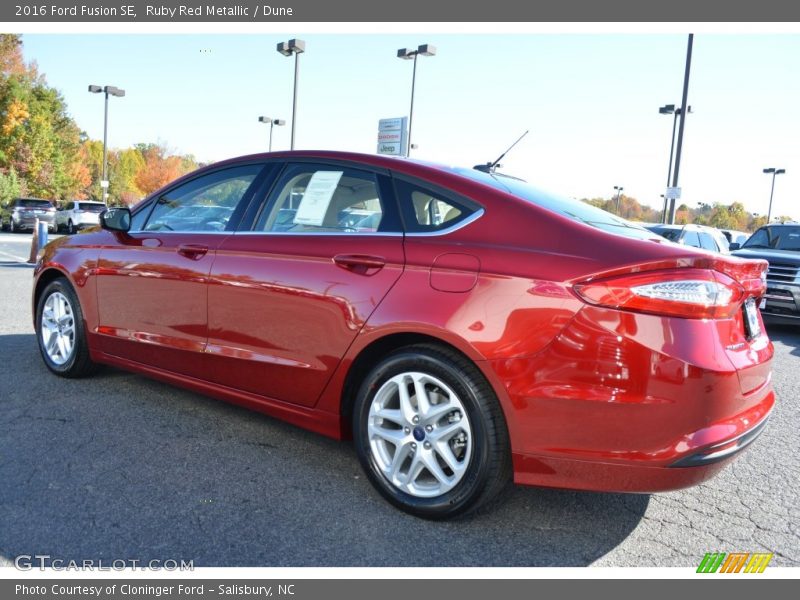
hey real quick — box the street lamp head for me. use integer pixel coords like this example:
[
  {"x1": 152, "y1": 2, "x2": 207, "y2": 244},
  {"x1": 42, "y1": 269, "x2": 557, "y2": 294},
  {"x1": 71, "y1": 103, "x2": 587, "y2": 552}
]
[
  {"x1": 763, "y1": 168, "x2": 776, "y2": 174},
  {"x1": 417, "y1": 44, "x2": 437, "y2": 57},
  {"x1": 776, "y1": 169, "x2": 786, "y2": 175},
  {"x1": 105, "y1": 86, "x2": 125, "y2": 97},
  {"x1": 258, "y1": 116, "x2": 271, "y2": 123},
  {"x1": 273, "y1": 119, "x2": 286, "y2": 126},
  {"x1": 397, "y1": 48, "x2": 414, "y2": 59},
  {"x1": 277, "y1": 38, "x2": 305, "y2": 56},
  {"x1": 659, "y1": 104, "x2": 676, "y2": 114},
  {"x1": 88, "y1": 84, "x2": 102, "y2": 93}
]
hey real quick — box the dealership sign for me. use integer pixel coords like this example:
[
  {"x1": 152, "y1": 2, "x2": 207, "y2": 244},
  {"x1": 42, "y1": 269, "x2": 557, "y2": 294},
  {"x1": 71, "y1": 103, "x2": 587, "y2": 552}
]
[{"x1": 377, "y1": 117, "x2": 408, "y2": 156}]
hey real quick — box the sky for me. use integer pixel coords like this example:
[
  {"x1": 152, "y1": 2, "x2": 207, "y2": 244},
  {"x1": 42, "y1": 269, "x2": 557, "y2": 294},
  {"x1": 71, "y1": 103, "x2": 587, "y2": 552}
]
[{"x1": 21, "y1": 33, "x2": 800, "y2": 218}]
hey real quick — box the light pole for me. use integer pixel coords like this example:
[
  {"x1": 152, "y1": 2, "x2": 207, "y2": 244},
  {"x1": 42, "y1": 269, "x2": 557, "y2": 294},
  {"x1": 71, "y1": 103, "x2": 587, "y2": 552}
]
[
  {"x1": 276, "y1": 39, "x2": 305, "y2": 150},
  {"x1": 397, "y1": 44, "x2": 436, "y2": 157},
  {"x1": 258, "y1": 116, "x2": 286, "y2": 152},
  {"x1": 658, "y1": 103, "x2": 692, "y2": 223},
  {"x1": 614, "y1": 186, "x2": 624, "y2": 215},
  {"x1": 763, "y1": 167, "x2": 786, "y2": 223},
  {"x1": 666, "y1": 33, "x2": 695, "y2": 225},
  {"x1": 88, "y1": 84, "x2": 125, "y2": 202}
]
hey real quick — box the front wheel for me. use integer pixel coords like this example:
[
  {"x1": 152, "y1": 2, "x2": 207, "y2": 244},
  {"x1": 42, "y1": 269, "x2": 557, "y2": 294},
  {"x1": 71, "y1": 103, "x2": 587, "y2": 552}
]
[
  {"x1": 67, "y1": 220, "x2": 75, "y2": 235},
  {"x1": 35, "y1": 278, "x2": 98, "y2": 378},
  {"x1": 353, "y1": 344, "x2": 512, "y2": 519}
]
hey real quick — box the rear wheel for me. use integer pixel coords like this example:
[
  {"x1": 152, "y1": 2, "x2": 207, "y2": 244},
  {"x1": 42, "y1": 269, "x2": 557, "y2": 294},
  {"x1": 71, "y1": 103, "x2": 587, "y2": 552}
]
[
  {"x1": 35, "y1": 278, "x2": 97, "y2": 378},
  {"x1": 353, "y1": 344, "x2": 512, "y2": 519}
]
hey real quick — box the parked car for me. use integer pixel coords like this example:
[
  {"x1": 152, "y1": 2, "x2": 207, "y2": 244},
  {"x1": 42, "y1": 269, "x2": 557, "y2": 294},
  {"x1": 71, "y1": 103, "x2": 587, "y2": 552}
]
[
  {"x1": 722, "y1": 229, "x2": 750, "y2": 247},
  {"x1": 55, "y1": 200, "x2": 107, "y2": 234},
  {"x1": 732, "y1": 223, "x2": 800, "y2": 325},
  {"x1": 1, "y1": 197, "x2": 56, "y2": 233},
  {"x1": 32, "y1": 151, "x2": 774, "y2": 519},
  {"x1": 644, "y1": 223, "x2": 730, "y2": 253}
]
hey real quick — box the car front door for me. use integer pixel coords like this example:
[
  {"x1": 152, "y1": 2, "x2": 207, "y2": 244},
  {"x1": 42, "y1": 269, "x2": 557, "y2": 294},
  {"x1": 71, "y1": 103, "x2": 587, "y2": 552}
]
[
  {"x1": 95, "y1": 163, "x2": 266, "y2": 379},
  {"x1": 206, "y1": 162, "x2": 405, "y2": 407}
]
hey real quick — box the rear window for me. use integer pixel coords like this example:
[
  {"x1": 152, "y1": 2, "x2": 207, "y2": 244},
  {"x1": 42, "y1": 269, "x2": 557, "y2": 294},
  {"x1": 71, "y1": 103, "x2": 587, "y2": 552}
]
[
  {"x1": 17, "y1": 199, "x2": 52, "y2": 208},
  {"x1": 79, "y1": 203, "x2": 106, "y2": 212},
  {"x1": 453, "y1": 168, "x2": 657, "y2": 241},
  {"x1": 646, "y1": 225, "x2": 682, "y2": 242}
]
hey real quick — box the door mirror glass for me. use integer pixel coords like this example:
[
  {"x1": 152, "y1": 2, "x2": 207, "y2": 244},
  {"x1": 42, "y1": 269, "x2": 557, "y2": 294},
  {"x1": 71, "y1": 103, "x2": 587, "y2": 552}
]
[{"x1": 100, "y1": 207, "x2": 131, "y2": 232}]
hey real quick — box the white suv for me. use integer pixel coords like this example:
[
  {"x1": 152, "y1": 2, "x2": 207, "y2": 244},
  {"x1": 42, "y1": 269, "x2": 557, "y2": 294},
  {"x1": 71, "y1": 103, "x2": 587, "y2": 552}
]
[{"x1": 55, "y1": 201, "x2": 107, "y2": 234}]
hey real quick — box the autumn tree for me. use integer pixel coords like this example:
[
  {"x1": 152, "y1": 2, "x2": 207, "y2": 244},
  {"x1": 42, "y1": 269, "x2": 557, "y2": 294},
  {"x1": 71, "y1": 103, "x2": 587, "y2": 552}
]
[{"x1": 0, "y1": 34, "x2": 86, "y2": 202}]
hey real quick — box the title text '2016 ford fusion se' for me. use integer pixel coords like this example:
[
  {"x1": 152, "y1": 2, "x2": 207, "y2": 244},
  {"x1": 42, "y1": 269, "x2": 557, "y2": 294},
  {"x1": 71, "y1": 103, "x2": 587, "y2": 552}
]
[{"x1": 32, "y1": 151, "x2": 774, "y2": 519}]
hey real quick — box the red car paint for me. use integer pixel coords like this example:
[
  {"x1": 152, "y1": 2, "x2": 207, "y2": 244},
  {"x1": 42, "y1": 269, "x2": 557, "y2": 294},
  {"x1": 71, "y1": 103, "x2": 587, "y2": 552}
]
[{"x1": 33, "y1": 151, "x2": 774, "y2": 493}]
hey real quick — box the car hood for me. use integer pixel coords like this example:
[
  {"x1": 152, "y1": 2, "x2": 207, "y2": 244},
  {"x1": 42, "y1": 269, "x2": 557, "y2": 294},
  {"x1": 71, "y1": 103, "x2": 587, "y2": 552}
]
[{"x1": 733, "y1": 247, "x2": 800, "y2": 265}]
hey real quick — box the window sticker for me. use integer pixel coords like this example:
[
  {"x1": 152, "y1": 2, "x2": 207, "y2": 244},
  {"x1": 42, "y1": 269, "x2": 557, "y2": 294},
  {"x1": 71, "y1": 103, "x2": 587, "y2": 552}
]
[{"x1": 293, "y1": 171, "x2": 344, "y2": 226}]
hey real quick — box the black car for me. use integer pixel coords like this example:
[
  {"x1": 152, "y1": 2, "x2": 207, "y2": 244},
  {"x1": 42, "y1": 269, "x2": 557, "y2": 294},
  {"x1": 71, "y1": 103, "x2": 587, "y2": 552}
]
[
  {"x1": 732, "y1": 223, "x2": 800, "y2": 324},
  {"x1": 1, "y1": 197, "x2": 57, "y2": 233}
]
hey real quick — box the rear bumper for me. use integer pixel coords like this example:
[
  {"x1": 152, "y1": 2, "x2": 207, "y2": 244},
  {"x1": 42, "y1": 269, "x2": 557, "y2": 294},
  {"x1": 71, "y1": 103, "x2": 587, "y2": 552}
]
[
  {"x1": 12, "y1": 214, "x2": 56, "y2": 228},
  {"x1": 511, "y1": 390, "x2": 773, "y2": 493}
]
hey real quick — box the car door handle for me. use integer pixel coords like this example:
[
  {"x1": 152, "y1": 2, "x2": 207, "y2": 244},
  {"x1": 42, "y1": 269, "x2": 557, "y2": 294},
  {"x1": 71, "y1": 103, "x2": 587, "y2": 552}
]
[
  {"x1": 177, "y1": 244, "x2": 209, "y2": 260},
  {"x1": 333, "y1": 254, "x2": 386, "y2": 274}
]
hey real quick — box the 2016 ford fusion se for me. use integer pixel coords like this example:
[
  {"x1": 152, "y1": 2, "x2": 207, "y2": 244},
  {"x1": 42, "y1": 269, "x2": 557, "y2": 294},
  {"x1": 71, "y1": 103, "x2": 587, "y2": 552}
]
[{"x1": 32, "y1": 151, "x2": 774, "y2": 519}]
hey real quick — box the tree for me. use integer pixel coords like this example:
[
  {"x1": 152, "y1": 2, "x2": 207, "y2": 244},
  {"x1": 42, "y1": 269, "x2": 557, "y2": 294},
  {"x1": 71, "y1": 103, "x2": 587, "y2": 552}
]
[
  {"x1": 0, "y1": 167, "x2": 21, "y2": 207},
  {"x1": 134, "y1": 143, "x2": 188, "y2": 195},
  {"x1": 0, "y1": 34, "x2": 86, "y2": 201}
]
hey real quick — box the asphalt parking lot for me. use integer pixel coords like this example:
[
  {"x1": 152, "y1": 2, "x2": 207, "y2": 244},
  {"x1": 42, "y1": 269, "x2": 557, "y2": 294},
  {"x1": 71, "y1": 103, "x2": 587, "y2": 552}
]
[{"x1": 0, "y1": 231, "x2": 797, "y2": 567}]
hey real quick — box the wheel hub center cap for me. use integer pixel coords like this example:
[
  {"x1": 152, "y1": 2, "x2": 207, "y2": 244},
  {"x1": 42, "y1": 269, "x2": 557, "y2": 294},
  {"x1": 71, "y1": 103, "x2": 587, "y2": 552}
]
[{"x1": 412, "y1": 425, "x2": 426, "y2": 441}]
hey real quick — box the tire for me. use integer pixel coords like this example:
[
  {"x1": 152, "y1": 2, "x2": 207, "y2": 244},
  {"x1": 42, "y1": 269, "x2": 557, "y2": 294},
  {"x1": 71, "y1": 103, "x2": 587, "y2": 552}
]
[
  {"x1": 352, "y1": 344, "x2": 512, "y2": 519},
  {"x1": 35, "y1": 277, "x2": 98, "y2": 378},
  {"x1": 9, "y1": 219, "x2": 16, "y2": 233},
  {"x1": 67, "y1": 220, "x2": 75, "y2": 235}
]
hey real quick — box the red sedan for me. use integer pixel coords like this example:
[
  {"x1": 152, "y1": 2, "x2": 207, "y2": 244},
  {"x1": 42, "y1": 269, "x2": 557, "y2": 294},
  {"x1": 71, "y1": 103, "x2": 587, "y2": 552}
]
[{"x1": 32, "y1": 151, "x2": 774, "y2": 519}]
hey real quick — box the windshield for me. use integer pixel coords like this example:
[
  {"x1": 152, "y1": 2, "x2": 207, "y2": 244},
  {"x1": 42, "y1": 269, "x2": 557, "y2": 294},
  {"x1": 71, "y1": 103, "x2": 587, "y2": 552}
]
[
  {"x1": 451, "y1": 167, "x2": 659, "y2": 241},
  {"x1": 743, "y1": 226, "x2": 800, "y2": 251}
]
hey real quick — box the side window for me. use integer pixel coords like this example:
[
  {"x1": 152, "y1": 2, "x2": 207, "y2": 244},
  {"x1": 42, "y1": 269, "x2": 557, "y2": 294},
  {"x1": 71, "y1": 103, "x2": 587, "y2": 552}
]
[
  {"x1": 698, "y1": 232, "x2": 717, "y2": 251},
  {"x1": 681, "y1": 230, "x2": 701, "y2": 248},
  {"x1": 66, "y1": 202, "x2": 74, "y2": 211},
  {"x1": 394, "y1": 179, "x2": 478, "y2": 233},
  {"x1": 129, "y1": 205, "x2": 149, "y2": 232},
  {"x1": 255, "y1": 164, "x2": 393, "y2": 234},
  {"x1": 143, "y1": 164, "x2": 262, "y2": 232}
]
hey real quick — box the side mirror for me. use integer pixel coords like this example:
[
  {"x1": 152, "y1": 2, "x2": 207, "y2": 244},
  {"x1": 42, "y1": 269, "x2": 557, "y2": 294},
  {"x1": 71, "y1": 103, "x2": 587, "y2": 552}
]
[
  {"x1": 100, "y1": 207, "x2": 131, "y2": 233},
  {"x1": 729, "y1": 242, "x2": 741, "y2": 251}
]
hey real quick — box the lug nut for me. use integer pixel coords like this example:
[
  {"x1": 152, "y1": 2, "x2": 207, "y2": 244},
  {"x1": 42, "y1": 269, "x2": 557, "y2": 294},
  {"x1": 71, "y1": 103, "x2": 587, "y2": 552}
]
[
  {"x1": 412, "y1": 416, "x2": 419, "y2": 424},
  {"x1": 424, "y1": 442, "x2": 431, "y2": 450},
  {"x1": 404, "y1": 427, "x2": 410, "y2": 433},
  {"x1": 411, "y1": 442, "x2": 417, "y2": 450},
  {"x1": 425, "y1": 425, "x2": 433, "y2": 433}
]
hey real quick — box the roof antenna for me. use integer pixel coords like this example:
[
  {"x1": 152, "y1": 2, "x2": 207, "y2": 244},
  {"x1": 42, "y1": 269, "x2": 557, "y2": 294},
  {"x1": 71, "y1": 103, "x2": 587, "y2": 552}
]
[{"x1": 474, "y1": 130, "x2": 529, "y2": 173}]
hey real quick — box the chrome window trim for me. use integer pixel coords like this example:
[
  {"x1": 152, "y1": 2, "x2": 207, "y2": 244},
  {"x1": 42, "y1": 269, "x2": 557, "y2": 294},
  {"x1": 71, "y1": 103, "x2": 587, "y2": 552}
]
[
  {"x1": 405, "y1": 208, "x2": 485, "y2": 237},
  {"x1": 232, "y1": 230, "x2": 404, "y2": 237}
]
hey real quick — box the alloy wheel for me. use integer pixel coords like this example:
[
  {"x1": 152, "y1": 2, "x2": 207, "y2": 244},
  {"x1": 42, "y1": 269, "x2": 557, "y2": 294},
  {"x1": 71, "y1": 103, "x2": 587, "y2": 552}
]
[
  {"x1": 367, "y1": 371, "x2": 473, "y2": 498},
  {"x1": 40, "y1": 291, "x2": 76, "y2": 366}
]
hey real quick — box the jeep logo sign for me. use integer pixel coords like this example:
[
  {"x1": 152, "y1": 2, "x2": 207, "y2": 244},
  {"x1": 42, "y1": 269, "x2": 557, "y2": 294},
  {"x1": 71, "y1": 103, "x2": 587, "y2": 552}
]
[{"x1": 377, "y1": 117, "x2": 408, "y2": 156}]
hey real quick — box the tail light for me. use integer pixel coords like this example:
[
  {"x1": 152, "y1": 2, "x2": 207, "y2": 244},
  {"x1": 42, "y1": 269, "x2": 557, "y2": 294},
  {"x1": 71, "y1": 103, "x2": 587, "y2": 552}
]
[{"x1": 574, "y1": 269, "x2": 746, "y2": 319}]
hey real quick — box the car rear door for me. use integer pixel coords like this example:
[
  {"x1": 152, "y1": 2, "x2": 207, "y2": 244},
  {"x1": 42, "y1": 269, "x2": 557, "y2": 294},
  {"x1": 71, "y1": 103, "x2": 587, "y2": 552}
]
[
  {"x1": 95, "y1": 163, "x2": 267, "y2": 379},
  {"x1": 206, "y1": 161, "x2": 405, "y2": 407}
]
